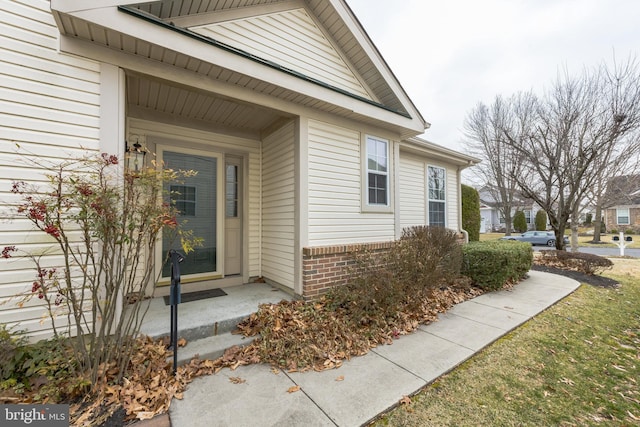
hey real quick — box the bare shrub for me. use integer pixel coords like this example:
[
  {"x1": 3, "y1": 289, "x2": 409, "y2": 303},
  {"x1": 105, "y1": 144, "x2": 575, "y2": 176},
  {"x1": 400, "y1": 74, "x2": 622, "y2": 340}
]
[
  {"x1": 389, "y1": 226, "x2": 462, "y2": 288},
  {"x1": 537, "y1": 250, "x2": 613, "y2": 275},
  {"x1": 2, "y1": 150, "x2": 201, "y2": 392},
  {"x1": 327, "y1": 226, "x2": 464, "y2": 325}
]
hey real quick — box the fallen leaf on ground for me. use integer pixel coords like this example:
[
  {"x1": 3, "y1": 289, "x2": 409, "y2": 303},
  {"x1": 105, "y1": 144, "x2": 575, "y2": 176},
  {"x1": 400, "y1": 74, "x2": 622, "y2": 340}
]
[
  {"x1": 335, "y1": 376, "x2": 344, "y2": 382},
  {"x1": 229, "y1": 377, "x2": 246, "y2": 384},
  {"x1": 136, "y1": 412, "x2": 155, "y2": 420},
  {"x1": 287, "y1": 385, "x2": 301, "y2": 393},
  {"x1": 399, "y1": 396, "x2": 411, "y2": 405}
]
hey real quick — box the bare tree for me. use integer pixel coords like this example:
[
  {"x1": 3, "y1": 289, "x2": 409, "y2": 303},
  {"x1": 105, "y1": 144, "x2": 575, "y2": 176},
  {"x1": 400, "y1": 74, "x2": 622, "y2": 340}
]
[
  {"x1": 497, "y1": 58, "x2": 640, "y2": 250},
  {"x1": 465, "y1": 96, "x2": 527, "y2": 235}
]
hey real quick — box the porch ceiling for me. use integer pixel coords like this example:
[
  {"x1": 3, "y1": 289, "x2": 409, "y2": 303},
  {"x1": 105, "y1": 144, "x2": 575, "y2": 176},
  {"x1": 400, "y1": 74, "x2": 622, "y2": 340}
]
[
  {"x1": 51, "y1": 0, "x2": 427, "y2": 139},
  {"x1": 127, "y1": 72, "x2": 288, "y2": 138}
]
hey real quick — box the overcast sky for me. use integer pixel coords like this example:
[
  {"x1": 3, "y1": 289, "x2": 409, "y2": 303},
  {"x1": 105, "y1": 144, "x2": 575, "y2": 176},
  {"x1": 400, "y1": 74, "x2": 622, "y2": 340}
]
[{"x1": 346, "y1": 0, "x2": 640, "y2": 152}]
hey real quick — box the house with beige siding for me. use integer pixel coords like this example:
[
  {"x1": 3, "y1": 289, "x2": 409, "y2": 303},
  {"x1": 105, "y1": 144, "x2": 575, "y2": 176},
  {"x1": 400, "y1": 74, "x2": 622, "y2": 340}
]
[{"x1": 0, "y1": 0, "x2": 478, "y2": 339}]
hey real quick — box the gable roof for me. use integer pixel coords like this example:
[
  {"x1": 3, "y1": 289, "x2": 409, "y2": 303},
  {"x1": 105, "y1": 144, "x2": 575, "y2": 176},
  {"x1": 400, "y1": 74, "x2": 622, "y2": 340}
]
[
  {"x1": 402, "y1": 137, "x2": 480, "y2": 167},
  {"x1": 604, "y1": 174, "x2": 640, "y2": 206},
  {"x1": 50, "y1": 0, "x2": 428, "y2": 138}
]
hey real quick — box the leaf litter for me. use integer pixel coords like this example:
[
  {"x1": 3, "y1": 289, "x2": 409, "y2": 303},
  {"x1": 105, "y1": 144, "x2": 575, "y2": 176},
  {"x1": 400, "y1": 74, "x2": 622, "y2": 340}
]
[{"x1": 16, "y1": 279, "x2": 484, "y2": 425}]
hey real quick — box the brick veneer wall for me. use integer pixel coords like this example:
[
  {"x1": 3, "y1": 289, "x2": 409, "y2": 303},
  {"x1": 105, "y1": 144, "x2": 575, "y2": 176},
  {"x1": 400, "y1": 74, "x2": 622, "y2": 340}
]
[
  {"x1": 301, "y1": 241, "x2": 394, "y2": 299},
  {"x1": 605, "y1": 207, "x2": 640, "y2": 233}
]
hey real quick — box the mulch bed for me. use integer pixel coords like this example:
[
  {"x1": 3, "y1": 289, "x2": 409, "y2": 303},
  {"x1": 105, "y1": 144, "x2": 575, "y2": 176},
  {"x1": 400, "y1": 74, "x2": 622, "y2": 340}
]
[{"x1": 531, "y1": 264, "x2": 620, "y2": 289}]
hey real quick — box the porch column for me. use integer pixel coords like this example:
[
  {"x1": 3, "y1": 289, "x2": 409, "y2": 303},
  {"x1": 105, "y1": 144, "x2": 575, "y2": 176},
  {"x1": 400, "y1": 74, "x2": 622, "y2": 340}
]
[
  {"x1": 99, "y1": 64, "x2": 125, "y2": 156},
  {"x1": 99, "y1": 63, "x2": 126, "y2": 330},
  {"x1": 294, "y1": 117, "x2": 309, "y2": 296}
]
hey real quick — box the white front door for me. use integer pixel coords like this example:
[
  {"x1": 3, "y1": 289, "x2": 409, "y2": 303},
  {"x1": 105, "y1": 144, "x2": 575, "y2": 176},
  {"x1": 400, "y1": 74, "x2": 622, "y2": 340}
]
[{"x1": 224, "y1": 158, "x2": 242, "y2": 275}]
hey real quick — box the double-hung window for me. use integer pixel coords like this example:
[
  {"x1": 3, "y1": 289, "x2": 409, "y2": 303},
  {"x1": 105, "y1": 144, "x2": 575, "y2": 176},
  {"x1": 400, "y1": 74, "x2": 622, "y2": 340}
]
[
  {"x1": 366, "y1": 135, "x2": 389, "y2": 207},
  {"x1": 428, "y1": 166, "x2": 446, "y2": 227},
  {"x1": 617, "y1": 208, "x2": 630, "y2": 225}
]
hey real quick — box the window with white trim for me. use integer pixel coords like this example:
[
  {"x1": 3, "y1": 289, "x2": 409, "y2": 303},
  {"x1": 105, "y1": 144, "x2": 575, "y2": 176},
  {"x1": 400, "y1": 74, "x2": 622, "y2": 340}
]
[
  {"x1": 524, "y1": 209, "x2": 532, "y2": 224},
  {"x1": 428, "y1": 166, "x2": 446, "y2": 227},
  {"x1": 617, "y1": 208, "x2": 630, "y2": 225},
  {"x1": 366, "y1": 135, "x2": 389, "y2": 206}
]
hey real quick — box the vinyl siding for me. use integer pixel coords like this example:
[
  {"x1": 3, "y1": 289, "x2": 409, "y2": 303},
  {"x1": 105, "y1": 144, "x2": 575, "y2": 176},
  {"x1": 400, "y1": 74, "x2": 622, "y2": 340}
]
[
  {"x1": 445, "y1": 164, "x2": 460, "y2": 230},
  {"x1": 0, "y1": 0, "x2": 101, "y2": 341},
  {"x1": 191, "y1": 8, "x2": 370, "y2": 100},
  {"x1": 399, "y1": 153, "x2": 426, "y2": 228},
  {"x1": 261, "y1": 121, "x2": 296, "y2": 289},
  {"x1": 308, "y1": 119, "x2": 395, "y2": 245},
  {"x1": 399, "y1": 152, "x2": 461, "y2": 232}
]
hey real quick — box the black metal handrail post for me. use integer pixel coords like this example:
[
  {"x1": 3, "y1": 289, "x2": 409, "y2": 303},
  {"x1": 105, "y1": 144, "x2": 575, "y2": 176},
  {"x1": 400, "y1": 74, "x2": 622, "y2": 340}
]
[{"x1": 169, "y1": 249, "x2": 184, "y2": 375}]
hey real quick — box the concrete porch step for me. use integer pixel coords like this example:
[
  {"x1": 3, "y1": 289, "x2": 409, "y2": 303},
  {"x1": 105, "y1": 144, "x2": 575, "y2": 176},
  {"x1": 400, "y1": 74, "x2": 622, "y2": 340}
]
[
  {"x1": 172, "y1": 332, "x2": 256, "y2": 366},
  {"x1": 153, "y1": 310, "x2": 251, "y2": 343},
  {"x1": 135, "y1": 282, "x2": 292, "y2": 364}
]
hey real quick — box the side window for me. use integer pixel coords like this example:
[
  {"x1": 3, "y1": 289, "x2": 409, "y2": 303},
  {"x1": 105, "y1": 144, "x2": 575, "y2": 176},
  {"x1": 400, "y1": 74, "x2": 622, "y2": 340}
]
[
  {"x1": 427, "y1": 166, "x2": 446, "y2": 227},
  {"x1": 225, "y1": 164, "x2": 238, "y2": 218},
  {"x1": 365, "y1": 135, "x2": 389, "y2": 207}
]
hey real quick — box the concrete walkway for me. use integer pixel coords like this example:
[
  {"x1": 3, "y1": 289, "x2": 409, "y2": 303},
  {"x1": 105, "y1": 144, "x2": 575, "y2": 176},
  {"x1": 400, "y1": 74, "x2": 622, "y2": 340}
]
[{"x1": 169, "y1": 270, "x2": 580, "y2": 427}]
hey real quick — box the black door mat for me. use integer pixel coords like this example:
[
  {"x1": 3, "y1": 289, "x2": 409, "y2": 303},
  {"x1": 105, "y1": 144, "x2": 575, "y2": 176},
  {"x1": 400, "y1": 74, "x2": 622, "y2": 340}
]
[{"x1": 163, "y1": 288, "x2": 227, "y2": 305}]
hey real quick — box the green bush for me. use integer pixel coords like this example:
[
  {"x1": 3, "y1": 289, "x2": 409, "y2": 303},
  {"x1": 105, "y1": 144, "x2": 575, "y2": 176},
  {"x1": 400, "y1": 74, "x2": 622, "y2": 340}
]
[
  {"x1": 461, "y1": 184, "x2": 481, "y2": 241},
  {"x1": 513, "y1": 210, "x2": 528, "y2": 233},
  {"x1": 461, "y1": 241, "x2": 533, "y2": 291},
  {"x1": 0, "y1": 325, "x2": 82, "y2": 401},
  {"x1": 585, "y1": 213, "x2": 593, "y2": 225},
  {"x1": 0, "y1": 325, "x2": 28, "y2": 386},
  {"x1": 535, "y1": 210, "x2": 547, "y2": 231}
]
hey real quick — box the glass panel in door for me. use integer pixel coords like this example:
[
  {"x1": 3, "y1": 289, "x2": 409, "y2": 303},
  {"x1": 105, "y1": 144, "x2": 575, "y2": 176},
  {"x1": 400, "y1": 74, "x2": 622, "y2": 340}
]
[
  {"x1": 224, "y1": 160, "x2": 242, "y2": 275},
  {"x1": 162, "y1": 151, "x2": 217, "y2": 277}
]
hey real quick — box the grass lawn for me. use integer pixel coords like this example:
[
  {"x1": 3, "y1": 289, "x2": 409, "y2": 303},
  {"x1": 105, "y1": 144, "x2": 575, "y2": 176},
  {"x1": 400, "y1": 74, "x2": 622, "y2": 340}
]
[
  {"x1": 373, "y1": 258, "x2": 640, "y2": 426},
  {"x1": 480, "y1": 232, "x2": 640, "y2": 249}
]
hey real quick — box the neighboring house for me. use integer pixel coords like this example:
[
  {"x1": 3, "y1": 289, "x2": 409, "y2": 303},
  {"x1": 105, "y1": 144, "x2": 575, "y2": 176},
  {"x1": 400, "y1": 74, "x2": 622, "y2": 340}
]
[
  {"x1": 603, "y1": 175, "x2": 640, "y2": 233},
  {"x1": 0, "y1": 0, "x2": 479, "y2": 339},
  {"x1": 478, "y1": 188, "x2": 543, "y2": 233}
]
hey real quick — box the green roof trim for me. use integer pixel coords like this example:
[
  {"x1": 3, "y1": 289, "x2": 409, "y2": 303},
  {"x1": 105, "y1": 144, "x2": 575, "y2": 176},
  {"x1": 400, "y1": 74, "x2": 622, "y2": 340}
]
[{"x1": 118, "y1": 5, "x2": 411, "y2": 119}]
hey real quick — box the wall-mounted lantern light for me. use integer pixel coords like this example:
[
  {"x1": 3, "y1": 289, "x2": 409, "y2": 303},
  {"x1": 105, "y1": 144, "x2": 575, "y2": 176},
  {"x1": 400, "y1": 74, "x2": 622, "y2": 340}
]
[{"x1": 125, "y1": 136, "x2": 146, "y2": 172}]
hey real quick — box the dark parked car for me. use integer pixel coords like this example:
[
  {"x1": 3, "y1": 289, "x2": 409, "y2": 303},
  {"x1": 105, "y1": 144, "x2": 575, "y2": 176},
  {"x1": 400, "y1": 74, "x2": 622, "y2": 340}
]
[{"x1": 500, "y1": 231, "x2": 569, "y2": 247}]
